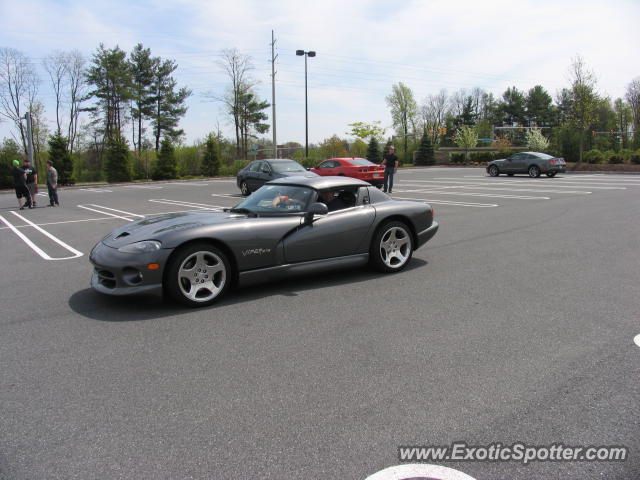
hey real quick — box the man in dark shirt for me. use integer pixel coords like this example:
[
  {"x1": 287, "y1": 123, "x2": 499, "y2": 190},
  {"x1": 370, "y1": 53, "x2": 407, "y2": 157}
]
[
  {"x1": 22, "y1": 159, "x2": 38, "y2": 207},
  {"x1": 381, "y1": 145, "x2": 398, "y2": 194},
  {"x1": 11, "y1": 159, "x2": 32, "y2": 209}
]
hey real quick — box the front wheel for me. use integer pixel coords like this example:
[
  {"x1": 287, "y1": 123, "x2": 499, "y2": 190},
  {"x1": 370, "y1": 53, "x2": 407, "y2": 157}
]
[
  {"x1": 164, "y1": 243, "x2": 231, "y2": 307},
  {"x1": 488, "y1": 165, "x2": 499, "y2": 177},
  {"x1": 370, "y1": 221, "x2": 413, "y2": 273},
  {"x1": 546, "y1": 172, "x2": 557, "y2": 177},
  {"x1": 240, "y1": 181, "x2": 250, "y2": 196},
  {"x1": 528, "y1": 165, "x2": 541, "y2": 178}
]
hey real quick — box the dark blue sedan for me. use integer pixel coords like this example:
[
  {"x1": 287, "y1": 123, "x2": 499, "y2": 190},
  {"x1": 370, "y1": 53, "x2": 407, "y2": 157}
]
[{"x1": 237, "y1": 159, "x2": 318, "y2": 195}]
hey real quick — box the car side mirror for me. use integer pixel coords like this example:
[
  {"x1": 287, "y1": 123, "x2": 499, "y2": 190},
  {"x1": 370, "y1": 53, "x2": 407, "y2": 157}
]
[{"x1": 303, "y1": 202, "x2": 328, "y2": 224}]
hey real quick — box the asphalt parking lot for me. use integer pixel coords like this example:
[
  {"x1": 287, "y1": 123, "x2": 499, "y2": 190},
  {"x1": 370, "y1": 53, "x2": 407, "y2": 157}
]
[{"x1": 1, "y1": 167, "x2": 639, "y2": 480}]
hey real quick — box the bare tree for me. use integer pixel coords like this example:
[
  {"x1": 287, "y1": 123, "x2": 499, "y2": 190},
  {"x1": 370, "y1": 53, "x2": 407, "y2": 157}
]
[
  {"x1": 43, "y1": 51, "x2": 67, "y2": 135},
  {"x1": 0, "y1": 47, "x2": 40, "y2": 154},
  {"x1": 421, "y1": 89, "x2": 449, "y2": 143},
  {"x1": 567, "y1": 55, "x2": 599, "y2": 162},
  {"x1": 626, "y1": 77, "x2": 640, "y2": 133},
  {"x1": 216, "y1": 48, "x2": 256, "y2": 158},
  {"x1": 66, "y1": 50, "x2": 88, "y2": 155}
]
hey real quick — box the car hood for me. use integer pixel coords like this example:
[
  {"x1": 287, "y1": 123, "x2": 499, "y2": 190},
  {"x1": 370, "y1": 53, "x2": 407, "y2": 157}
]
[
  {"x1": 101, "y1": 211, "x2": 269, "y2": 248},
  {"x1": 489, "y1": 158, "x2": 507, "y2": 164}
]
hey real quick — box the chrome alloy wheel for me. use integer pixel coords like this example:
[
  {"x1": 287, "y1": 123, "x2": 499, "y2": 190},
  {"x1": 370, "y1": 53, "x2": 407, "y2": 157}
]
[
  {"x1": 177, "y1": 250, "x2": 227, "y2": 302},
  {"x1": 379, "y1": 226, "x2": 411, "y2": 269}
]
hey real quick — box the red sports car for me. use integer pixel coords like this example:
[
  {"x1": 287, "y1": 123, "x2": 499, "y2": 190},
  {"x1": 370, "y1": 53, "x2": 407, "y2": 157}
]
[{"x1": 310, "y1": 158, "x2": 385, "y2": 187}]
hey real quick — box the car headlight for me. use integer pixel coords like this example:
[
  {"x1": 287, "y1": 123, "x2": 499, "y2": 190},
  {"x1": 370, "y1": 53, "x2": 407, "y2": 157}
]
[{"x1": 117, "y1": 240, "x2": 162, "y2": 253}]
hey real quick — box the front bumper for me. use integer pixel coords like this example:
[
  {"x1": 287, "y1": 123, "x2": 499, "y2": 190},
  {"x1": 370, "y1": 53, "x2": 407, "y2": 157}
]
[
  {"x1": 415, "y1": 220, "x2": 439, "y2": 249},
  {"x1": 89, "y1": 241, "x2": 171, "y2": 296}
]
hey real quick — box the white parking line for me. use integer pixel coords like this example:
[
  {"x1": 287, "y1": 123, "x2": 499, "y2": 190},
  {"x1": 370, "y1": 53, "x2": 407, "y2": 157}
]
[
  {"x1": 123, "y1": 185, "x2": 164, "y2": 189},
  {"x1": 392, "y1": 188, "x2": 550, "y2": 200},
  {"x1": 0, "y1": 212, "x2": 83, "y2": 261},
  {"x1": 211, "y1": 193, "x2": 242, "y2": 198},
  {"x1": 149, "y1": 199, "x2": 226, "y2": 210},
  {"x1": 391, "y1": 196, "x2": 498, "y2": 207},
  {"x1": 432, "y1": 178, "x2": 624, "y2": 190},
  {"x1": 87, "y1": 204, "x2": 145, "y2": 218},
  {"x1": 398, "y1": 181, "x2": 591, "y2": 195},
  {"x1": 77, "y1": 205, "x2": 136, "y2": 221},
  {"x1": 635, "y1": 334, "x2": 640, "y2": 348},
  {"x1": 79, "y1": 188, "x2": 113, "y2": 192}
]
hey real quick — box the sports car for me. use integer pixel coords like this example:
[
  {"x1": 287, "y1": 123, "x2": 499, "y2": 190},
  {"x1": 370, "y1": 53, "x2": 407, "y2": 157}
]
[
  {"x1": 309, "y1": 157, "x2": 385, "y2": 187},
  {"x1": 89, "y1": 176, "x2": 439, "y2": 307},
  {"x1": 486, "y1": 151, "x2": 566, "y2": 177}
]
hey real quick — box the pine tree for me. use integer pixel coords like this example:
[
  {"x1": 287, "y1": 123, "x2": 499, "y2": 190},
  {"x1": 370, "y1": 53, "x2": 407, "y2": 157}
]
[
  {"x1": 415, "y1": 132, "x2": 435, "y2": 166},
  {"x1": 383, "y1": 140, "x2": 393, "y2": 157},
  {"x1": 104, "y1": 135, "x2": 131, "y2": 182},
  {"x1": 48, "y1": 133, "x2": 75, "y2": 184},
  {"x1": 201, "y1": 133, "x2": 221, "y2": 176},
  {"x1": 153, "y1": 137, "x2": 177, "y2": 180},
  {"x1": 366, "y1": 137, "x2": 381, "y2": 164}
]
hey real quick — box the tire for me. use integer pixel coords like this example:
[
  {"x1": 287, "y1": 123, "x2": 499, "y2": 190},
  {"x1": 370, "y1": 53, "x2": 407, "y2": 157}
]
[
  {"x1": 370, "y1": 221, "x2": 413, "y2": 273},
  {"x1": 528, "y1": 165, "x2": 541, "y2": 178},
  {"x1": 507, "y1": 173, "x2": 514, "y2": 176},
  {"x1": 240, "y1": 181, "x2": 250, "y2": 196},
  {"x1": 488, "y1": 165, "x2": 499, "y2": 177},
  {"x1": 164, "y1": 243, "x2": 231, "y2": 307},
  {"x1": 546, "y1": 172, "x2": 557, "y2": 177}
]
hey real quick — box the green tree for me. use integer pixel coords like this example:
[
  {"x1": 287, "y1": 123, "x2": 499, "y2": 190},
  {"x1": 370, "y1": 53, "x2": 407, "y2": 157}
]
[
  {"x1": 526, "y1": 85, "x2": 554, "y2": 126},
  {"x1": 238, "y1": 89, "x2": 269, "y2": 156},
  {"x1": 153, "y1": 137, "x2": 177, "y2": 180},
  {"x1": 347, "y1": 121, "x2": 386, "y2": 141},
  {"x1": 86, "y1": 44, "x2": 133, "y2": 140},
  {"x1": 349, "y1": 139, "x2": 367, "y2": 158},
  {"x1": 567, "y1": 56, "x2": 600, "y2": 161},
  {"x1": 386, "y1": 82, "x2": 418, "y2": 157},
  {"x1": 48, "y1": 132, "x2": 75, "y2": 185},
  {"x1": 454, "y1": 125, "x2": 478, "y2": 160},
  {"x1": 151, "y1": 59, "x2": 191, "y2": 151},
  {"x1": 366, "y1": 137, "x2": 381, "y2": 164},
  {"x1": 318, "y1": 135, "x2": 349, "y2": 158},
  {"x1": 201, "y1": 133, "x2": 221, "y2": 176},
  {"x1": 525, "y1": 128, "x2": 550, "y2": 152},
  {"x1": 104, "y1": 134, "x2": 131, "y2": 182},
  {"x1": 0, "y1": 138, "x2": 22, "y2": 188},
  {"x1": 415, "y1": 131, "x2": 435, "y2": 165},
  {"x1": 129, "y1": 43, "x2": 156, "y2": 158},
  {"x1": 500, "y1": 86, "x2": 527, "y2": 125}
]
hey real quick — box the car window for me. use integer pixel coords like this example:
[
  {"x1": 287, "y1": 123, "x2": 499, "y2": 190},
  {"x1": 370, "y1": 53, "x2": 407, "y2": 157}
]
[
  {"x1": 318, "y1": 161, "x2": 334, "y2": 168},
  {"x1": 270, "y1": 161, "x2": 307, "y2": 173},
  {"x1": 348, "y1": 158, "x2": 376, "y2": 166},
  {"x1": 249, "y1": 161, "x2": 262, "y2": 172},
  {"x1": 316, "y1": 187, "x2": 358, "y2": 212},
  {"x1": 232, "y1": 185, "x2": 313, "y2": 214},
  {"x1": 511, "y1": 153, "x2": 523, "y2": 160},
  {"x1": 531, "y1": 152, "x2": 554, "y2": 160}
]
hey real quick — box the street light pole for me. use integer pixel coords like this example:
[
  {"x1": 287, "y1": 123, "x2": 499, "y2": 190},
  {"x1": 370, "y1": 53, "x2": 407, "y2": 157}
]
[{"x1": 296, "y1": 49, "x2": 315, "y2": 158}]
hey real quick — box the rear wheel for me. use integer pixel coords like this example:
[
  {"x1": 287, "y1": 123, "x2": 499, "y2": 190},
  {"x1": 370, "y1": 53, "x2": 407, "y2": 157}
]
[
  {"x1": 370, "y1": 221, "x2": 413, "y2": 273},
  {"x1": 240, "y1": 181, "x2": 250, "y2": 196},
  {"x1": 546, "y1": 172, "x2": 557, "y2": 177},
  {"x1": 528, "y1": 165, "x2": 541, "y2": 178},
  {"x1": 164, "y1": 243, "x2": 231, "y2": 307},
  {"x1": 488, "y1": 165, "x2": 499, "y2": 177}
]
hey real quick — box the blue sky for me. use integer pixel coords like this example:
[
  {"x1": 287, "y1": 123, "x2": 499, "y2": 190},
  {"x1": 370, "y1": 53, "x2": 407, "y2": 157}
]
[{"x1": 1, "y1": 0, "x2": 639, "y2": 147}]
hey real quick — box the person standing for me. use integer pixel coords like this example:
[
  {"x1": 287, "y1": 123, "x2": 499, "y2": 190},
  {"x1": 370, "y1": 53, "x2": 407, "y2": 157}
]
[
  {"x1": 46, "y1": 160, "x2": 60, "y2": 207},
  {"x1": 11, "y1": 159, "x2": 32, "y2": 209},
  {"x1": 22, "y1": 159, "x2": 38, "y2": 207},
  {"x1": 381, "y1": 145, "x2": 399, "y2": 194}
]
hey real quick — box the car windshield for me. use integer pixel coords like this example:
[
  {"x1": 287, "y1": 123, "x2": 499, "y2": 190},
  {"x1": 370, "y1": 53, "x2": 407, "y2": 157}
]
[
  {"x1": 270, "y1": 161, "x2": 306, "y2": 173},
  {"x1": 347, "y1": 158, "x2": 376, "y2": 166},
  {"x1": 231, "y1": 184, "x2": 313, "y2": 214}
]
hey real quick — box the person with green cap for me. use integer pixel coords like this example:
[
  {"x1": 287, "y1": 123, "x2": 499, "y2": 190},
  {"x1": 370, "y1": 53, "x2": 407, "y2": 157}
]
[{"x1": 11, "y1": 159, "x2": 32, "y2": 209}]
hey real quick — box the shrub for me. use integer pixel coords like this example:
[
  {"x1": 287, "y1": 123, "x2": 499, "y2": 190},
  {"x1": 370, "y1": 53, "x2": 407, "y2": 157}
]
[
  {"x1": 219, "y1": 159, "x2": 250, "y2": 177},
  {"x1": 630, "y1": 152, "x2": 640, "y2": 165},
  {"x1": 450, "y1": 153, "x2": 466, "y2": 164},
  {"x1": 468, "y1": 152, "x2": 493, "y2": 163},
  {"x1": 608, "y1": 154, "x2": 624, "y2": 164},
  {"x1": 583, "y1": 150, "x2": 605, "y2": 164},
  {"x1": 104, "y1": 135, "x2": 132, "y2": 183},
  {"x1": 152, "y1": 138, "x2": 177, "y2": 180}
]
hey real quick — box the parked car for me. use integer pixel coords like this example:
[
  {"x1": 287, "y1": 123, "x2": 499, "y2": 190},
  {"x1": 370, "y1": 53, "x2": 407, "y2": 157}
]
[
  {"x1": 310, "y1": 157, "x2": 385, "y2": 187},
  {"x1": 237, "y1": 159, "x2": 317, "y2": 195},
  {"x1": 89, "y1": 176, "x2": 439, "y2": 307},
  {"x1": 486, "y1": 152, "x2": 566, "y2": 177}
]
